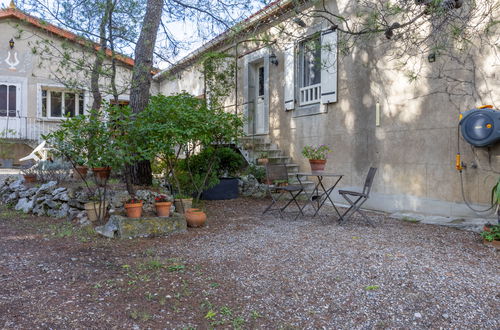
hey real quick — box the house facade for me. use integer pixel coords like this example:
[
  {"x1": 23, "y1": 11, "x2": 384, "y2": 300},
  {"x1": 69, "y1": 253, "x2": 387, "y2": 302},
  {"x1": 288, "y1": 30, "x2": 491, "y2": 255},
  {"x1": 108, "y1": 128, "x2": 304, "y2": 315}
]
[
  {"x1": 0, "y1": 4, "x2": 134, "y2": 163},
  {"x1": 155, "y1": 0, "x2": 500, "y2": 218}
]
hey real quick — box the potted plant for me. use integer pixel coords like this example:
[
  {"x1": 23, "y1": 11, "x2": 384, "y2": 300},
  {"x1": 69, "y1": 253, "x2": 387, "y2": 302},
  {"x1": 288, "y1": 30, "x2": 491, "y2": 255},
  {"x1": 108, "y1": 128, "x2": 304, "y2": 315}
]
[
  {"x1": 256, "y1": 152, "x2": 269, "y2": 166},
  {"x1": 124, "y1": 197, "x2": 143, "y2": 218},
  {"x1": 302, "y1": 144, "x2": 332, "y2": 171},
  {"x1": 21, "y1": 165, "x2": 37, "y2": 183},
  {"x1": 73, "y1": 158, "x2": 89, "y2": 179},
  {"x1": 154, "y1": 195, "x2": 172, "y2": 217},
  {"x1": 480, "y1": 224, "x2": 500, "y2": 248}
]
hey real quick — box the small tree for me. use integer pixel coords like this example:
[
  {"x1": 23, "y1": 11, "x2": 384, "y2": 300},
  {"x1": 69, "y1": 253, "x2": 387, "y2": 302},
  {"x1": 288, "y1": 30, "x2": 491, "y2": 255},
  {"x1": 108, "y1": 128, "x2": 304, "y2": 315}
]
[{"x1": 136, "y1": 93, "x2": 243, "y2": 203}]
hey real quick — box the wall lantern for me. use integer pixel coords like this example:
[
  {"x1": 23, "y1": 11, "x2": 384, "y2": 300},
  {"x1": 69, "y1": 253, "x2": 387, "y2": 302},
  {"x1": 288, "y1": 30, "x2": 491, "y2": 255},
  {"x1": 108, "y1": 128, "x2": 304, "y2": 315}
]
[
  {"x1": 269, "y1": 53, "x2": 279, "y2": 66},
  {"x1": 9, "y1": 38, "x2": 15, "y2": 49},
  {"x1": 428, "y1": 52, "x2": 436, "y2": 63}
]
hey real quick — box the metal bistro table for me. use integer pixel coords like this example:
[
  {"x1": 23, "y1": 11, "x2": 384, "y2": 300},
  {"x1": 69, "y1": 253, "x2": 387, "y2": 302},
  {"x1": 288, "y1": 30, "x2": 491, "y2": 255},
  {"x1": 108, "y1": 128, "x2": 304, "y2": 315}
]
[{"x1": 296, "y1": 171, "x2": 344, "y2": 221}]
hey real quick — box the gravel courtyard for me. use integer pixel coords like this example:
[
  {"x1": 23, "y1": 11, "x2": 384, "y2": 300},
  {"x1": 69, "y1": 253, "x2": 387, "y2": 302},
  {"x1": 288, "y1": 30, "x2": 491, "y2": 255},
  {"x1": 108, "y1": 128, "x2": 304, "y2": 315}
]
[{"x1": 0, "y1": 197, "x2": 498, "y2": 329}]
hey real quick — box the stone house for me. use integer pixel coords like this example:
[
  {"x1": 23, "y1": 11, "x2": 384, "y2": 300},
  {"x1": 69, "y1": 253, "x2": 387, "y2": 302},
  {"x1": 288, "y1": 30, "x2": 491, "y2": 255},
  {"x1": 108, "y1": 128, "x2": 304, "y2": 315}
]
[
  {"x1": 153, "y1": 0, "x2": 500, "y2": 218},
  {"x1": 0, "y1": 3, "x2": 135, "y2": 163}
]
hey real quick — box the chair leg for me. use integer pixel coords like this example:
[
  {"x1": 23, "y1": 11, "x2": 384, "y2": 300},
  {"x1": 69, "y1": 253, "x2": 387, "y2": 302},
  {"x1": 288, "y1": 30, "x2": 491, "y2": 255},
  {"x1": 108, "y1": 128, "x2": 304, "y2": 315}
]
[
  {"x1": 263, "y1": 190, "x2": 286, "y2": 218},
  {"x1": 340, "y1": 195, "x2": 374, "y2": 227}
]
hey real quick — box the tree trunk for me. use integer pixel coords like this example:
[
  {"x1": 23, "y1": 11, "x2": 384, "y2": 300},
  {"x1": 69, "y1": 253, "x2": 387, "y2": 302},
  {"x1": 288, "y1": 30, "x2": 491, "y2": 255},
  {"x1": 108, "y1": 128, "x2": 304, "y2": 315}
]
[
  {"x1": 128, "y1": 0, "x2": 163, "y2": 185},
  {"x1": 90, "y1": 5, "x2": 110, "y2": 111}
]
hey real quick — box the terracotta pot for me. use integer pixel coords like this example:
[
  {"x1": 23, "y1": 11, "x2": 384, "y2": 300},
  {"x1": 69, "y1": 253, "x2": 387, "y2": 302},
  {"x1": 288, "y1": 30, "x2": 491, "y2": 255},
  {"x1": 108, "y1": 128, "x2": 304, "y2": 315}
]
[
  {"x1": 23, "y1": 174, "x2": 37, "y2": 183},
  {"x1": 155, "y1": 201, "x2": 172, "y2": 217},
  {"x1": 92, "y1": 166, "x2": 112, "y2": 185},
  {"x1": 483, "y1": 239, "x2": 500, "y2": 249},
  {"x1": 124, "y1": 202, "x2": 143, "y2": 218},
  {"x1": 185, "y1": 208, "x2": 206, "y2": 227},
  {"x1": 483, "y1": 225, "x2": 492, "y2": 232},
  {"x1": 309, "y1": 159, "x2": 326, "y2": 172},
  {"x1": 257, "y1": 158, "x2": 269, "y2": 166},
  {"x1": 174, "y1": 198, "x2": 193, "y2": 214},
  {"x1": 74, "y1": 165, "x2": 88, "y2": 179},
  {"x1": 84, "y1": 201, "x2": 109, "y2": 222}
]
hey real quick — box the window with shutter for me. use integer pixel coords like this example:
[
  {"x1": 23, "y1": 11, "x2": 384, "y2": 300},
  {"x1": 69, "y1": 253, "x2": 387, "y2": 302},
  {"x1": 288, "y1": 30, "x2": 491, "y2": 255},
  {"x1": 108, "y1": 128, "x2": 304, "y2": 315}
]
[{"x1": 320, "y1": 29, "x2": 338, "y2": 104}]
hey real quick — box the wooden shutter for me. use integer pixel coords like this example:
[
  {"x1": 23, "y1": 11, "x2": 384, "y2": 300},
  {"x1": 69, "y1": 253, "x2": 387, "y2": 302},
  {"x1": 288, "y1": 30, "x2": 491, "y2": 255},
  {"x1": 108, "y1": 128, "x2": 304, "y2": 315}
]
[
  {"x1": 283, "y1": 45, "x2": 295, "y2": 110},
  {"x1": 320, "y1": 29, "x2": 338, "y2": 104}
]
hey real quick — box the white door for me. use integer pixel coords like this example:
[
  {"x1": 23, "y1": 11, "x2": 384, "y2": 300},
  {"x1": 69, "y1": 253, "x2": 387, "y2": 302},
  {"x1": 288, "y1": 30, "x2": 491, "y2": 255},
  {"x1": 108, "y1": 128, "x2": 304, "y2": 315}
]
[
  {"x1": 0, "y1": 82, "x2": 22, "y2": 139},
  {"x1": 254, "y1": 65, "x2": 266, "y2": 135}
]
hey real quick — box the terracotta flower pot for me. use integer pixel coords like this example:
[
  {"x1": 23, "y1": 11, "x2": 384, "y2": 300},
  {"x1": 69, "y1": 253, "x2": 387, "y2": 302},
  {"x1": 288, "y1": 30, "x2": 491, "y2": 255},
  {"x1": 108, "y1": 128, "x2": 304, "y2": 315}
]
[
  {"x1": 23, "y1": 174, "x2": 37, "y2": 183},
  {"x1": 125, "y1": 202, "x2": 143, "y2": 218},
  {"x1": 74, "y1": 165, "x2": 88, "y2": 179},
  {"x1": 155, "y1": 201, "x2": 172, "y2": 217},
  {"x1": 174, "y1": 198, "x2": 193, "y2": 214},
  {"x1": 483, "y1": 239, "x2": 500, "y2": 249},
  {"x1": 92, "y1": 166, "x2": 112, "y2": 185},
  {"x1": 309, "y1": 159, "x2": 326, "y2": 172},
  {"x1": 185, "y1": 208, "x2": 206, "y2": 228},
  {"x1": 84, "y1": 201, "x2": 109, "y2": 222}
]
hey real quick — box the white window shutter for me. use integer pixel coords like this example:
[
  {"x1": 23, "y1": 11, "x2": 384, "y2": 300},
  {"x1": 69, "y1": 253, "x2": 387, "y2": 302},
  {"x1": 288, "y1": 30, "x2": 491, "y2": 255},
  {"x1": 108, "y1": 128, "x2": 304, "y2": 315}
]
[
  {"x1": 283, "y1": 45, "x2": 295, "y2": 110},
  {"x1": 320, "y1": 29, "x2": 338, "y2": 104}
]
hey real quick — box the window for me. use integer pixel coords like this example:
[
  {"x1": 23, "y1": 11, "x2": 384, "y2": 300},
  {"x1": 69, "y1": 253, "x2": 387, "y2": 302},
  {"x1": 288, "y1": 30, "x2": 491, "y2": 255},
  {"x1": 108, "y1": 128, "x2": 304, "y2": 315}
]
[
  {"x1": 41, "y1": 88, "x2": 84, "y2": 118},
  {"x1": 298, "y1": 34, "x2": 321, "y2": 106},
  {"x1": 0, "y1": 84, "x2": 18, "y2": 117}
]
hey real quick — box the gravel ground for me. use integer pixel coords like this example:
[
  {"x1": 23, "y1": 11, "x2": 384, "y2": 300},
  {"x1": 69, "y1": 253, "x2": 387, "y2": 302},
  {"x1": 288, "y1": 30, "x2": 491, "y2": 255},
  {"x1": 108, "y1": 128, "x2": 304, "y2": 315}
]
[{"x1": 0, "y1": 197, "x2": 498, "y2": 329}]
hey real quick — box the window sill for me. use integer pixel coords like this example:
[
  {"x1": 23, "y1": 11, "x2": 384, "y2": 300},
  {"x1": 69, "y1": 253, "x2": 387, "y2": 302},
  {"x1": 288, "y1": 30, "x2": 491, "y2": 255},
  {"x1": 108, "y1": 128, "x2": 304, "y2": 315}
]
[{"x1": 292, "y1": 103, "x2": 327, "y2": 118}]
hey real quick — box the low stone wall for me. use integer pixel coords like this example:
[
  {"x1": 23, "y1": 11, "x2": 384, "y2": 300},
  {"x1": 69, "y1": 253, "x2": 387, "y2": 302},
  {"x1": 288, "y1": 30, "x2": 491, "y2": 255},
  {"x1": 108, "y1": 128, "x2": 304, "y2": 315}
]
[
  {"x1": 0, "y1": 177, "x2": 173, "y2": 225},
  {"x1": 96, "y1": 214, "x2": 186, "y2": 239}
]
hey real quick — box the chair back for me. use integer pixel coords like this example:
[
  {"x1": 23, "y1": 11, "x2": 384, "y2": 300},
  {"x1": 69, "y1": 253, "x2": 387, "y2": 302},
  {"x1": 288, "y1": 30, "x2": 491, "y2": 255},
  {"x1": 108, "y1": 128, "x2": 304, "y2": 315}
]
[
  {"x1": 362, "y1": 167, "x2": 377, "y2": 196},
  {"x1": 265, "y1": 164, "x2": 289, "y2": 184}
]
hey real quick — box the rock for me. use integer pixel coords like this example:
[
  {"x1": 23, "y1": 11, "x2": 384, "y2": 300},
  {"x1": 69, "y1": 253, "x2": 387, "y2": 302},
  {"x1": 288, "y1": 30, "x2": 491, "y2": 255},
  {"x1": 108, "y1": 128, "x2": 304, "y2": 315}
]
[
  {"x1": 95, "y1": 217, "x2": 119, "y2": 238},
  {"x1": 47, "y1": 203, "x2": 70, "y2": 218},
  {"x1": 19, "y1": 187, "x2": 38, "y2": 198},
  {"x1": 68, "y1": 198, "x2": 85, "y2": 210},
  {"x1": 15, "y1": 197, "x2": 34, "y2": 213},
  {"x1": 52, "y1": 187, "x2": 67, "y2": 196},
  {"x1": 414, "y1": 313, "x2": 422, "y2": 319},
  {"x1": 4, "y1": 192, "x2": 18, "y2": 204},
  {"x1": 54, "y1": 192, "x2": 70, "y2": 202},
  {"x1": 9, "y1": 179, "x2": 25, "y2": 191},
  {"x1": 109, "y1": 190, "x2": 129, "y2": 208},
  {"x1": 36, "y1": 181, "x2": 57, "y2": 194}
]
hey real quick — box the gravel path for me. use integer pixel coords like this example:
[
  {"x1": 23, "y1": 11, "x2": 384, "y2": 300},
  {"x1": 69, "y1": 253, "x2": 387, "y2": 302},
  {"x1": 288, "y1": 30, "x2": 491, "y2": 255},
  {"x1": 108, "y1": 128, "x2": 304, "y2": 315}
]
[{"x1": 0, "y1": 197, "x2": 498, "y2": 329}]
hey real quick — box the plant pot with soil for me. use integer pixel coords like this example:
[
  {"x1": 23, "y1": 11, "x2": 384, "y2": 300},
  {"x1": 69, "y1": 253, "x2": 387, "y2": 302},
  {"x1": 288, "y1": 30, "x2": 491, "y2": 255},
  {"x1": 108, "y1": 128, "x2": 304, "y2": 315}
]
[
  {"x1": 74, "y1": 165, "x2": 89, "y2": 179},
  {"x1": 154, "y1": 195, "x2": 172, "y2": 217},
  {"x1": 124, "y1": 198, "x2": 143, "y2": 218},
  {"x1": 480, "y1": 224, "x2": 500, "y2": 249}
]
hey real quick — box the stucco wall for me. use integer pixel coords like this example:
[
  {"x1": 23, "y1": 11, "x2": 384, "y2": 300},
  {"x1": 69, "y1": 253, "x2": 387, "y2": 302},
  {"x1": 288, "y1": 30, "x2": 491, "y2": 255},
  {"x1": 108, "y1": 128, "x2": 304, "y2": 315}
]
[{"x1": 157, "y1": 1, "x2": 500, "y2": 218}]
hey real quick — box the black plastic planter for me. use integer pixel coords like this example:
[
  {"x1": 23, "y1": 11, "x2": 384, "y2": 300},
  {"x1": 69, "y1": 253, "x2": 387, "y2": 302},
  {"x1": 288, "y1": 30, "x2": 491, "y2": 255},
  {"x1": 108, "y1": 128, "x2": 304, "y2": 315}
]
[{"x1": 201, "y1": 177, "x2": 239, "y2": 200}]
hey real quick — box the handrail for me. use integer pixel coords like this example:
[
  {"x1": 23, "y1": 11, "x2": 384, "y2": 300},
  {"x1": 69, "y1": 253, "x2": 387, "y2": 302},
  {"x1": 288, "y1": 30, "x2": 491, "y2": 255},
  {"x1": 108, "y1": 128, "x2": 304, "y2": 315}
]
[{"x1": 299, "y1": 83, "x2": 321, "y2": 106}]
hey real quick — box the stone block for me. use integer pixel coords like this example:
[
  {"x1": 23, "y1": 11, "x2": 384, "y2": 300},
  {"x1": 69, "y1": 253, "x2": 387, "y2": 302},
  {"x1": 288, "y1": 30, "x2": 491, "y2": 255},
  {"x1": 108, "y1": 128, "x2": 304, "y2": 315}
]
[{"x1": 96, "y1": 214, "x2": 187, "y2": 239}]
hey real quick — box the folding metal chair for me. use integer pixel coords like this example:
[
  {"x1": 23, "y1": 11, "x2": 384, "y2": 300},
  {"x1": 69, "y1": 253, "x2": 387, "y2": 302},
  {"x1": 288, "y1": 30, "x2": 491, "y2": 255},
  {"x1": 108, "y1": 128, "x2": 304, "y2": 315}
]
[
  {"x1": 262, "y1": 164, "x2": 304, "y2": 218},
  {"x1": 338, "y1": 167, "x2": 377, "y2": 227}
]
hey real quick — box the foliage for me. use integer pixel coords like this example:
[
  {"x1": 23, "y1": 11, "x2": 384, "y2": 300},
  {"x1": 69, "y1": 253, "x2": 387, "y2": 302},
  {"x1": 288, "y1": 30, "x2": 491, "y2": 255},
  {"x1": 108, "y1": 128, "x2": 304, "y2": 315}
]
[
  {"x1": 136, "y1": 93, "x2": 244, "y2": 200},
  {"x1": 491, "y1": 177, "x2": 500, "y2": 205},
  {"x1": 302, "y1": 145, "x2": 332, "y2": 160},
  {"x1": 125, "y1": 197, "x2": 142, "y2": 204},
  {"x1": 244, "y1": 164, "x2": 266, "y2": 183},
  {"x1": 201, "y1": 52, "x2": 236, "y2": 111},
  {"x1": 480, "y1": 224, "x2": 500, "y2": 242},
  {"x1": 154, "y1": 195, "x2": 169, "y2": 203}
]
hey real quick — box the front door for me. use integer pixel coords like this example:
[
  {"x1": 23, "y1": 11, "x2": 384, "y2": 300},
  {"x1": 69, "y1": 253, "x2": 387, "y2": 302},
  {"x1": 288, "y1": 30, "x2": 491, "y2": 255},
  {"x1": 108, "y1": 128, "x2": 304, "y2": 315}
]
[
  {"x1": 0, "y1": 82, "x2": 22, "y2": 138},
  {"x1": 254, "y1": 65, "x2": 266, "y2": 134}
]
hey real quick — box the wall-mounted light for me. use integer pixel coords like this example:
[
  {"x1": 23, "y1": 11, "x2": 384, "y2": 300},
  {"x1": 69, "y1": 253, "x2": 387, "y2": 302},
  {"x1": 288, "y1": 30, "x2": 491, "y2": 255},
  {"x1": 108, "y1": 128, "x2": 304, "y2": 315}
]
[
  {"x1": 269, "y1": 53, "x2": 279, "y2": 66},
  {"x1": 428, "y1": 52, "x2": 436, "y2": 63},
  {"x1": 9, "y1": 38, "x2": 15, "y2": 49}
]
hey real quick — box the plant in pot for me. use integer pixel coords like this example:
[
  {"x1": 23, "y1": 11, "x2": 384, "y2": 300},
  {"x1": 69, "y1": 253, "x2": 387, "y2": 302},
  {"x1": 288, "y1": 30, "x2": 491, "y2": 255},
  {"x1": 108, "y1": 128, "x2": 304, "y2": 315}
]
[
  {"x1": 480, "y1": 224, "x2": 500, "y2": 248},
  {"x1": 256, "y1": 152, "x2": 269, "y2": 166},
  {"x1": 124, "y1": 197, "x2": 143, "y2": 218},
  {"x1": 154, "y1": 195, "x2": 172, "y2": 217},
  {"x1": 302, "y1": 144, "x2": 332, "y2": 172},
  {"x1": 21, "y1": 165, "x2": 37, "y2": 183}
]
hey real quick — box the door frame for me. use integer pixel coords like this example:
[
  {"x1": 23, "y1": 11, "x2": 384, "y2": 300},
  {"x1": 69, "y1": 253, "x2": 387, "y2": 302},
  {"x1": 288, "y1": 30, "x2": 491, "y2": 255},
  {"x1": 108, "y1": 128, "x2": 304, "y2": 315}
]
[
  {"x1": 0, "y1": 76, "x2": 28, "y2": 138},
  {"x1": 243, "y1": 48, "x2": 270, "y2": 135}
]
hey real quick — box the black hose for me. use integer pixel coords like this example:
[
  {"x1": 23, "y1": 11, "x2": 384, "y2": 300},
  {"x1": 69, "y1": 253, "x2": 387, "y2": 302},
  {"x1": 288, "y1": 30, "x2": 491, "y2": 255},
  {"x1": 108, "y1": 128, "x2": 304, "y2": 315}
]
[{"x1": 457, "y1": 123, "x2": 496, "y2": 214}]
